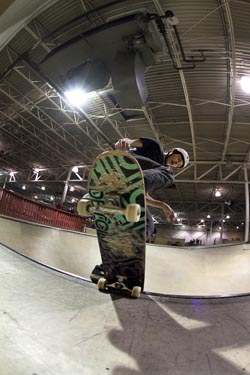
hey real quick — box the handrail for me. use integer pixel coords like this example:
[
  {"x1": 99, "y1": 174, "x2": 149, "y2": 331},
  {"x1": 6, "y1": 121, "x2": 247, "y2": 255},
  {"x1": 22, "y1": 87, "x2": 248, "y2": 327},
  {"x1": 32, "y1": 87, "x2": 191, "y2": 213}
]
[{"x1": 0, "y1": 189, "x2": 85, "y2": 232}]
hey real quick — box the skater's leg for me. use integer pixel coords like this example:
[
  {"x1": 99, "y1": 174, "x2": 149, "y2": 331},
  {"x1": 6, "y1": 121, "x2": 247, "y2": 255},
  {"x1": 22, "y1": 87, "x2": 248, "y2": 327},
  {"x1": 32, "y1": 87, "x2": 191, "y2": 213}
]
[{"x1": 146, "y1": 207, "x2": 154, "y2": 242}]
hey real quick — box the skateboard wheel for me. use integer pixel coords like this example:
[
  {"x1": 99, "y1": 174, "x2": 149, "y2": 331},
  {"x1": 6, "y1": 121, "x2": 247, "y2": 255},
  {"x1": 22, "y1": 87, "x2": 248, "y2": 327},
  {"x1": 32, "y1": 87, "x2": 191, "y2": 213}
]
[
  {"x1": 125, "y1": 204, "x2": 141, "y2": 222},
  {"x1": 131, "y1": 286, "x2": 141, "y2": 298},
  {"x1": 97, "y1": 277, "x2": 107, "y2": 290},
  {"x1": 166, "y1": 15, "x2": 179, "y2": 26},
  {"x1": 77, "y1": 199, "x2": 93, "y2": 217}
]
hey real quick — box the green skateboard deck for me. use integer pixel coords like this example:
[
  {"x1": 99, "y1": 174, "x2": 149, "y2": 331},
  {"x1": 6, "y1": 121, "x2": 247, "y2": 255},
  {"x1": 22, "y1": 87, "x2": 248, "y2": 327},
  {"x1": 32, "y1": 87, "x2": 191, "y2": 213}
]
[{"x1": 85, "y1": 150, "x2": 146, "y2": 297}]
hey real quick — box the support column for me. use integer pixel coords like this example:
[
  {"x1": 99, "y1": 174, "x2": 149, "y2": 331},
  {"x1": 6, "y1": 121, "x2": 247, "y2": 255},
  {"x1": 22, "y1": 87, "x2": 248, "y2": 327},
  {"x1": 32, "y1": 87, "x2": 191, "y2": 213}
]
[
  {"x1": 209, "y1": 221, "x2": 213, "y2": 245},
  {"x1": 244, "y1": 166, "x2": 249, "y2": 242},
  {"x1": 61, "y1": 167, "x2": 72, "y2": 204},
  {"x1": 220, "y1": 204, "x2": 224, "y2": 245}
]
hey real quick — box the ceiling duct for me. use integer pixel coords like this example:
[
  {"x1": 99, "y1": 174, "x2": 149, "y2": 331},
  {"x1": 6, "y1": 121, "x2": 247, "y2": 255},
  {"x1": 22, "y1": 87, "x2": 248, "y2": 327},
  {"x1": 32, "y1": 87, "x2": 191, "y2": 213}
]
[
  {"x1": 111, "y1": 50, "x2": 148, "y2": 109},
  {"x1": 63, "y1": 59, "x2": 110, "y2": 92},
  {"x1": 40, "y1": 12, "x2": 163, "y2": 114}
]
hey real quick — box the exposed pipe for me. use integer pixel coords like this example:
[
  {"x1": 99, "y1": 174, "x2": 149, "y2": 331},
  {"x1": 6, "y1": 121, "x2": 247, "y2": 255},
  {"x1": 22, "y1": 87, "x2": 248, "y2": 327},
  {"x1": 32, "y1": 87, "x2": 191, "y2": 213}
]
[{"x1": 145, "y1": 10, "x2": 206, "y2": 70}]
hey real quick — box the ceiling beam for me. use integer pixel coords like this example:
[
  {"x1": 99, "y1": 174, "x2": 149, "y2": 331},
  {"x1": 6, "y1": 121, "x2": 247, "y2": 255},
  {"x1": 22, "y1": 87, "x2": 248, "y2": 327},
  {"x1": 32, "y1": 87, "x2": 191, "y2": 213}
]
[{"x1": 219, "y1": 0, "x2": 236, "y2": 161}]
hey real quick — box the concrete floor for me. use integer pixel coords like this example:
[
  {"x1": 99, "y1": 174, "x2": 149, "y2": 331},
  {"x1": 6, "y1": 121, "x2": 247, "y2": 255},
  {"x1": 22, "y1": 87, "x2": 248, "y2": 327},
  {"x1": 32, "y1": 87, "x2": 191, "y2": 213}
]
[{"x1": 1, "y1": 242, "x2": 250, "y2": 375}]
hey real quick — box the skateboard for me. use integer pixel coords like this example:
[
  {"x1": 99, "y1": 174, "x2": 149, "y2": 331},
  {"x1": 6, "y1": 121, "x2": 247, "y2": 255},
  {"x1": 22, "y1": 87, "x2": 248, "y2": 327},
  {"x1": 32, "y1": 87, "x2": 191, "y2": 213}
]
[{"x1": 77, "y1": 150, "x2": 146, "y2": 298}]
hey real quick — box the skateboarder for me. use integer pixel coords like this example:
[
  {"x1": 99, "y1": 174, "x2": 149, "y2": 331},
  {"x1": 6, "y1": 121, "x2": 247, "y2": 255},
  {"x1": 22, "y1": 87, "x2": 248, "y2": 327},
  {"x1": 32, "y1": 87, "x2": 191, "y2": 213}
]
[
  {"x1": 90, "y1": 137, "x2": 189, "y2": 280},
  {"x1": 114, "y1": 137, "x2": 190, "y2": 239}
]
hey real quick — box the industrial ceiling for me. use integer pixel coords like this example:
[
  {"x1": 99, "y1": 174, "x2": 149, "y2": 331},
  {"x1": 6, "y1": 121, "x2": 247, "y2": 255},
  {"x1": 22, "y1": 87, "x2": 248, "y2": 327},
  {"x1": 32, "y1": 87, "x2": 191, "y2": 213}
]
[{"x1": 0, "y1": 0, "x2": 249, "y2": 230}]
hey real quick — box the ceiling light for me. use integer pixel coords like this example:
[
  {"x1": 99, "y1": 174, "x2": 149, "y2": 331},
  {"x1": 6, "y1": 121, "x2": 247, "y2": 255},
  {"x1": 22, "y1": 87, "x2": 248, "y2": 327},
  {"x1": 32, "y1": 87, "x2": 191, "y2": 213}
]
[
  {"x1": 41, "y1": 186, "x2": 46, "y2": 191},
  {"x1": 72, "y1": 166, "x2": 79, "y2": 173},
  {"x1": 215, "y1": 189, "x2": 221, "y2": 197},
  {"x1": 241, "y1": 76, "x2": 250, "y2": 94},
  {"x1": 50, "y1": 196, "x2": 54, "y2": 201},
  {"x1": 226, "y1": 215, "x2": 230, "y2": 219},
  {"x1": 9, "y1": 171, "x2": 17, "y2": 181},
  {"x1": 65, "y1": 89, "x2": 93, "y2": 106},
  {"x1": 207, "y1": 214, "x2": 211, "y2": 218},
  {"x1": 69, "y1": 186, "x2": 75, "y2": 192},
  {"x1": 22, "y1": 185, "x2": 26, "y2": 190}
]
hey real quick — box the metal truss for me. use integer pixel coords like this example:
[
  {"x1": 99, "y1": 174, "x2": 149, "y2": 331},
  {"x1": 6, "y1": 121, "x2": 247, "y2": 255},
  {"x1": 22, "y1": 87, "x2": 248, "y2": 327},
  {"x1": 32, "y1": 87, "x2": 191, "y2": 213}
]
[
  {"x1": 175, "y1": 161, "x2": 248, "y2": 183},
  {"x1": 219, "y1": 0, "x2": 236, "y2": 163},
  {"x1": 151, "y1": 199, "x2": 246, "y2": 226}
]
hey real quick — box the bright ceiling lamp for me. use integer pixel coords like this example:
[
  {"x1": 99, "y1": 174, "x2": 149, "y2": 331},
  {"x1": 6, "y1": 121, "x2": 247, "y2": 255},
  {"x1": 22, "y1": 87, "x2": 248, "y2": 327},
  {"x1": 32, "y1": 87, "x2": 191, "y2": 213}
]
[
  {"x1": 65, "y1": 88, "x2": 96, "y2": 106},
  {"x1": 215, "y1": 189, "x2": 221, "y2": 197},
  {"x1": 241, "y1": 76, "x2": 250, "y2": 93}
]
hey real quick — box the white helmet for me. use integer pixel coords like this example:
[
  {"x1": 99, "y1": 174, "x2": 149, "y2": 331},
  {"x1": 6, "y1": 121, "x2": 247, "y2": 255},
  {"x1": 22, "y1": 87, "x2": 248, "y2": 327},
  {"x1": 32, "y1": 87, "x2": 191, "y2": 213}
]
[{"x1": 165, "y1": 148, "x2": 190, "y2": 168}]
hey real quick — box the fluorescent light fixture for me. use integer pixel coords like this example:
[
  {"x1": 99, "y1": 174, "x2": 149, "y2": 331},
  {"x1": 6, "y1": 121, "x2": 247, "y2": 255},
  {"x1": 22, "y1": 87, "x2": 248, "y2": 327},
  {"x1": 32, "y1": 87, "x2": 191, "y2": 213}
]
[{"x1": 241, "y1": 76, "x2": 250, "y2": 93}]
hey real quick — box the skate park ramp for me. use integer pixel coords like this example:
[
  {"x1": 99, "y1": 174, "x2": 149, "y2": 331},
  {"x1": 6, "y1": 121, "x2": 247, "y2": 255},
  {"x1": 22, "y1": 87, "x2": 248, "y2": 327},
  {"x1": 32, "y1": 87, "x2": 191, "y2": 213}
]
[
  {"x1": 1, "y1": 241, "x2": 250, "y2": 375},
  {"x1": 1, "y1": 215, "x2": 250, "y2": 297}
]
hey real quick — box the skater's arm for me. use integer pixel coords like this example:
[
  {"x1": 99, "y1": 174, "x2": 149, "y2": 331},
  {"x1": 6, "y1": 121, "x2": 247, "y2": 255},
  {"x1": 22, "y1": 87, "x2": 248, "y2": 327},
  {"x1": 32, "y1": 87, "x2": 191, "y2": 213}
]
[
  {"x1": 114, "y1": 138, "x2": 143, "y2": 150},
  {"x1": 145, "y1": 193, "x2": 175, "y2": 222}
]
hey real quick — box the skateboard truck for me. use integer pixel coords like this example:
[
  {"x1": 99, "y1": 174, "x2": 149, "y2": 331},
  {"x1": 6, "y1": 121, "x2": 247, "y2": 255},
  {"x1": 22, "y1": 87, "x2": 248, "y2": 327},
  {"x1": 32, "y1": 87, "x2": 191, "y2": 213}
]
[
  {"x1": 97, "y1": 276, "x2": 142, "y2": 298},
  {"x1": 77, "y1": 198, "x2": 141, "y2": 223}
]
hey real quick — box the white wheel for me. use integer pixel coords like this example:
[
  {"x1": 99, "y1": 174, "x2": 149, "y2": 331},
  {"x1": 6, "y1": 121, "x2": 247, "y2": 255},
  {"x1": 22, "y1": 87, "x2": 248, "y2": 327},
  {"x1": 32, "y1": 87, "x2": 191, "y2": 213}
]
[
  {"x1": 125, "y1": 204, "x2": 141, "y2": 222},
  {"x1": 131, "y1": 286, "x2": 141, "y2": 298},
  {"x1": 77, "y1": 199, "x2": 93, "y2": 217},
  {"x1": 166, "y1": 15, "x2": 179, "y2": 26},
  {"x1": 98, "y1": 277, "x2": 107, "y2": 290}
]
